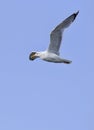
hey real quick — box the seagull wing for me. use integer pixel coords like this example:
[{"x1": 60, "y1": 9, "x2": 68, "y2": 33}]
[{"x1": 48, "y1": 11, "x2": 79, "y2": 55}]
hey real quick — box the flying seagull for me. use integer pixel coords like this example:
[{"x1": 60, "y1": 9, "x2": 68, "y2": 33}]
[{"x1": 29, "y1": 11, "x2": 79, "y2": 64}]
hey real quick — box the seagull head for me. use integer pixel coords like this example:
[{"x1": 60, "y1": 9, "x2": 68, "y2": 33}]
[{"x1": 29, "y1": 52, "x2": 38, "y2": 60}]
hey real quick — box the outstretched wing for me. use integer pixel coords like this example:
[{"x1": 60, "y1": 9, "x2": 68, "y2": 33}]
[{"x1": 48, "y1": 11, "x2": 79, "y2": 55}]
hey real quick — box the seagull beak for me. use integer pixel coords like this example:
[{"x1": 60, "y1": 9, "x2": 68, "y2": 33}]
[{"x1": 29, "y1": 52, "x2": 36, "y2": 60}]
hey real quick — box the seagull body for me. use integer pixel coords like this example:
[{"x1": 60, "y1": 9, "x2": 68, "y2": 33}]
[{"x1": 29, "y1": 11, "x2": 79, "y2": 64}]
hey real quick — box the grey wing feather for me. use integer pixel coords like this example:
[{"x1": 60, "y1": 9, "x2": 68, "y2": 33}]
[{"x1": 48, "y1": 11, "x2": 79, "y2": 55}]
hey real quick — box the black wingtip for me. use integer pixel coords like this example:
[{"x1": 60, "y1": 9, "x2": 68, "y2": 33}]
[
  {"x1": 74, "y1": 11, "x2": 79, "y2": 19},
  {"x1": 75, "y1": 11, "x2": 79, "y2": 15}
]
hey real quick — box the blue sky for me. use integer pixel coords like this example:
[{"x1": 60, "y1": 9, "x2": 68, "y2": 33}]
[{"x1": 0, "y1": 0, "x2": 94, "y2": 130}]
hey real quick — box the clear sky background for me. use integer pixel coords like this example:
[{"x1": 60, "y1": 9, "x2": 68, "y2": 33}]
[{"x1": 0, "y1": 0, "x2": 94, "y2": 130}]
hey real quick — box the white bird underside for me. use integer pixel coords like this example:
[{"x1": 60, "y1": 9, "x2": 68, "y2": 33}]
[{"x1": 29, "y1": 11, "x2": 79, "y2": 64}]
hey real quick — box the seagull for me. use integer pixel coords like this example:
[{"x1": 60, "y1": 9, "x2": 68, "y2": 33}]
[{"x1": 29, "y1": 11, "x2": 79, "y2": 64}]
